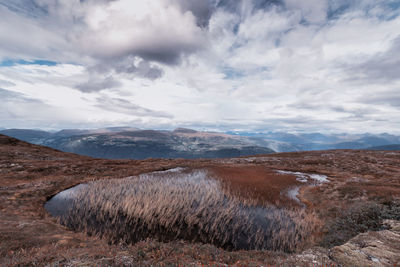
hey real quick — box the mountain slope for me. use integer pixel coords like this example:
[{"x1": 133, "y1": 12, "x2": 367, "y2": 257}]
[
  {"x1": 366, "y1": 144, "x2": 400, "y2": 151},
  {"x1": 44, "y1": 130, "x2": 274, "y2": 159},
  {"x1": 0, "y1": 128, "x2": 274, "y2": 159},
  {"x1": 0, "y1": 128, "x2": 52, "y2": 144},
  {"x1": 1, "y1": 134, "x2": 399, "y2": 266},
  {"x1": 3, "y1": 128, "x2": 400, "y2": 155}
]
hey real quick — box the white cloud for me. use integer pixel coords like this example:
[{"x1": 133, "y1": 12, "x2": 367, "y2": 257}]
[
  {"x1": 0, "y1": 0, "x2": 400, "y2": 133},
  {"x1": 0, "y1": 0, "x2": 209, "y2": 66},
  {"x1": 80, "y1": 0, "x2": 206, "y2": 64},
  {"x1": 284, "y1": 0, "x2": 328, "y2": 23}
]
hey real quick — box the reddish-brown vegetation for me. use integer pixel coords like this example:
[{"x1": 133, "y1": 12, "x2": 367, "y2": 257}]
[
  {"x1": 209, "y1": 165, "x2": 303, "y2": 206},
  {"x1": 0, "y1": 134, "x2": 399, "y2": 266},
  {"x1": 58, "y1": 169, "x2": 319, "y2": 252}
]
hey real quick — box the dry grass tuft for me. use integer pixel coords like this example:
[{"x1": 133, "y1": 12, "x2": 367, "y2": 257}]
[
  {"x1": 60, "y1": 169, "x2": 320, "y2": 252},
  {"x1": 321, "y1": 200, "x2": 400, "y2": 247}
]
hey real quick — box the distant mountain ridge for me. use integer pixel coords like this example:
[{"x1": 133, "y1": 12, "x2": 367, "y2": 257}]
[
  {"x1": 366, "y1": 144, "x2": 400, "y2": 151},
  {"x1": 228, "y1": 131, "x2": 400, "y2": 152},
  {"x1": 0, "y1": 128, "x2": 274, "y2": 159},
  {"x1": 1, "y1": 128, "x2": 400, "y2": 157}
]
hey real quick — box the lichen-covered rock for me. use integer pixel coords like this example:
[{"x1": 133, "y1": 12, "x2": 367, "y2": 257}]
[
  {"x1": 288, "y1": 247, "x2": 337, "y2": 266},
  {"x1": 330, "y1": 220, "x2": 400, "y2": 267}
]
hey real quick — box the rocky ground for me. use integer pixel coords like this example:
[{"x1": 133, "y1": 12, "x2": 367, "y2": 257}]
[{"x1": 0, "y1": 134, "x2": 399, "y2": 266}]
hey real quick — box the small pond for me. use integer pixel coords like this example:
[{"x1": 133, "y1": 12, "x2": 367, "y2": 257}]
[{"x1": 45, "y1": 168, "x2": 321, "y2": 252}]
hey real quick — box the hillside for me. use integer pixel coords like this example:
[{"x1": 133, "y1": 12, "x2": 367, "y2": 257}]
[
  {"x1": 367, "y1": 144, "x2": 400, "y2": 151},
  {"x1": 0, "y1": 128, "x2": 274, "y2": 159},
  {"x1": 3, "y1": 128, "x2": 400, "y2": 155},
  {"x1": 0, "y1": 134, "x2": 399, "y2": 266}
]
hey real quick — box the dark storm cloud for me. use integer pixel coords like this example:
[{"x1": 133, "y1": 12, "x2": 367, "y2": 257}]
[
  {"x1": 0, "y1": 0, "x2": 208, "y2": 80},
  {"x1": 133, "y1": 46, "x2": 197, "y2": 66},
  {"x1": 76, "y1": 1, "x2": 209, "y2": 67}
]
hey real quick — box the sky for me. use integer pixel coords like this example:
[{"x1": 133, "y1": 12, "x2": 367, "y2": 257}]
[{"x1": 0, "y1": 0, "x2": 399, "y2": 133}]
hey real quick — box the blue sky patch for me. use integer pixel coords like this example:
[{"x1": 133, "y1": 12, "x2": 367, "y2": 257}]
[
  {"x1": 0, "y1": 59, "x2": 58, "y2": 67},
  {"x1": 387, "y1": 1, "x2": 400, "y2": 10},
  {"x1": 222, "y1": 67, "x2": 245, "y2": 80}
]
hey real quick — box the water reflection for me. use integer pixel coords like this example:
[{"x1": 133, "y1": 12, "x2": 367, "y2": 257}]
[{"x1": 45, "y1": 184, "x2": 87, "y2": 217}]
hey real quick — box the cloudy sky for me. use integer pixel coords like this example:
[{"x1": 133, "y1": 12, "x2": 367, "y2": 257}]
[{"x1": 0, "y1": 0, "x2": 399, "y2": 133}]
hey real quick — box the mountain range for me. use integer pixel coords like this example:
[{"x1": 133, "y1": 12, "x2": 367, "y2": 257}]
[
  {"x1": 228, "y1": 131, "x2": 400, "y2": 152},
  {"x1": 0, "y1": 127, "x2": 274, "y2": 159},
  {"x1": 1, "y1": 127, "x2": 400, "y2": 160}
]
